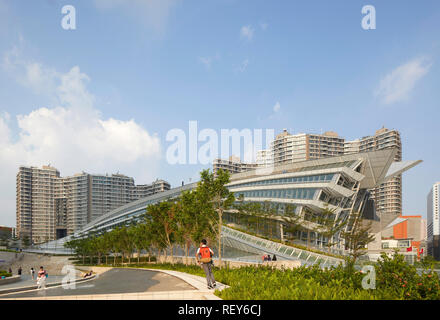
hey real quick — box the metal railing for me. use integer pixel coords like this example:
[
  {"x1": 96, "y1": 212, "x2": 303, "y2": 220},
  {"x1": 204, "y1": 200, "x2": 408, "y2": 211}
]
[{"x1": 221, "y1": 226, "x2": 344, "y2": 268}]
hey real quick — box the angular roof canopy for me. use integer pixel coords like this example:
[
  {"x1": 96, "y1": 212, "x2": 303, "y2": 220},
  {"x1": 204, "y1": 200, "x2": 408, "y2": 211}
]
[
  {"x1": 383, "y1": 160, "x2": 423, "y2": 182},
  {"x1": 385, "y1": 217, "x2": 408, "y2": 229},
  {"x1": 230, "y1": 147, "x2": 422, "y2": 189}
]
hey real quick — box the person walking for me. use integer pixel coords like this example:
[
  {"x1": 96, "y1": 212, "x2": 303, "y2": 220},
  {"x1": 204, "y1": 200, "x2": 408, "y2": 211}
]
[
  {"x1": 30, "y1": 267, "x2": 35, "y2": 280},
  {"x1": 272, "y1": 254, "x2": 277, "y2": 261},
  {"x1": 196, "y1": 239, "x2": 216, "y2": 290},
  {"x1": 8, "y1": 267, "x2": 12, "y2": 275},
  {"x1": 37, "y1": 266, "x2": 47, "y2": 290},
  {"x1": 17, "y1": 266, "x2": 22, "y2": 276}
]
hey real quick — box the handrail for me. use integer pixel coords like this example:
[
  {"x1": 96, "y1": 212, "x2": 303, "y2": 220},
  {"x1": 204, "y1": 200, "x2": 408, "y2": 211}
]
[{"x1": 222, "y1": 226, "x2": 344, "y2": 266}]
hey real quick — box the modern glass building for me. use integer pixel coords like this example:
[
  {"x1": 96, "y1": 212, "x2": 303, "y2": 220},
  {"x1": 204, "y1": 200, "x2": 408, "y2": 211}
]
[{"x1": 34, "y1": 148, "x2": 421, "y2": 258}]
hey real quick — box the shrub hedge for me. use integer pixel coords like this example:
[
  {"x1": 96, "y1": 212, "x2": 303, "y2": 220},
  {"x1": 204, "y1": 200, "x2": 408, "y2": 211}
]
[
  {"x1": 0, "y1": 270, "x2": 12, "y2": 278},
  {"x1": 117, "y1": 252, "x2": 440, "y2": 300}
]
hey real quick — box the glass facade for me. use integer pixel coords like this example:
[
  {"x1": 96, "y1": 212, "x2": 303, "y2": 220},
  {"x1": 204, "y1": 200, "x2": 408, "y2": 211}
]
[
  {"x1": 297, "y1": 160, "x2": 357, "y2": 172},
  {"x1": 235, "y1": 188, "x2": 317, "y2": 200},
  {"x1": 228, "y1": 174, "x2": 334, "y2": 189}
]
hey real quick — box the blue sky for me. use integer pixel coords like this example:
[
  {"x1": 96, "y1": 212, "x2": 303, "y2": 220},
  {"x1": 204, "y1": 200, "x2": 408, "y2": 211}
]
[{"x1": 0, "y1": 0, "x2": 439, "y2": 226}]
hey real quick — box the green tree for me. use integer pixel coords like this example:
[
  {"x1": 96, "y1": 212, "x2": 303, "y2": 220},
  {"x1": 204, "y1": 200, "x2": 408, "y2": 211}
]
[
  {"x1": 22, "y1": 235, "x2": 31, "y2": 248},
  {"x1": 315, "y1": 207, "x2": 348, "y2": 254},
  {"x1": 175, "y1": 190, "x2": 201, "y2": 265},
  {"x1": 146, "y1": 201, "x2": 179, "y2": 262},
  {"x1": 341, "y1": 212, "x2": 376, "y2": 269},
  {"x1": 119, "y1": 226, "x2": 135, "y2": 264},
  {"x1": 236, "y1": 201, "x2": 263, "y2": 234},
  {"x1": 131, "y1": 223, "x2": 149, "y2": 264},
  {"x1": 302, "y1": 207, "x2": 321, "y2": 248},
  {"x1": 101, "y1": 231, "x2": 113, "y2": 265},
  {"x1": 196, "y1": 169, "x2": 235, "y2": 264},
  {"x1": 109, "y1": 227, "x2": 123, "y2": 265},
  {"x1": 281, "y1": 204, "x2": 302, "y2": 243}
]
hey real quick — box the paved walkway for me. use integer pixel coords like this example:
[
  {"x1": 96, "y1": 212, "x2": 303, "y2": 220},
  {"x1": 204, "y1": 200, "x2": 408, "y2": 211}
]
[
  {"x1": 0, "y1": 267, "x2": 226, "y2": 300},
  {"x1": 0, "y1": 274, "x2": 68, "y2": 290}
]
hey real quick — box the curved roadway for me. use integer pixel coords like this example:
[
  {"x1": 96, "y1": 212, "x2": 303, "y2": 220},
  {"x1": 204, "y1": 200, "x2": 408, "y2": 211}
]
[{"x1": 0, "y1": 268, "x2": 195, "y2": 299}]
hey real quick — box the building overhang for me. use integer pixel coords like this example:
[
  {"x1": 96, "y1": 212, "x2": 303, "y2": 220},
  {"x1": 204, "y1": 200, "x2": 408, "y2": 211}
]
[{"x1": 382, "y1": 160, "x2": 423, "y2": 182}]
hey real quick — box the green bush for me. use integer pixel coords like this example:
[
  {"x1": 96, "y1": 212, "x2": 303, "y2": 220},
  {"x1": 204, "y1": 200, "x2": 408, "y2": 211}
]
[
  {"x1": 375, "y1": 252, "x2": 440, "y2": 300},
  {"x1": 0, "y1": 249, "x2": 18, "y2": 253},
  {"x1": 134, "y1": 252, "x2": 440, "y2": 300},
  {"x1": 82, "y1": 251, "x2": 440, "y2": 300},
  {"x1": 70, "y1": 255, "x2": 157, "y2": 266},
  {"x1": 0, "y1": 270, "x2": 12, "y2": 278}
]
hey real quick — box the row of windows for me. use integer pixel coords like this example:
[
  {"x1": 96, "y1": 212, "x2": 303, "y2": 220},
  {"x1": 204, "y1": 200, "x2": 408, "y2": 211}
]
[
  {"x1": 236, "y1": 188, "x2": 317, "y2": 200},
  {"x1": 297, "y1": 160, "x2": 357, "y2": 172},
  {"x1": 229, "y1": 174, "x2": 334, "y2": 189}
]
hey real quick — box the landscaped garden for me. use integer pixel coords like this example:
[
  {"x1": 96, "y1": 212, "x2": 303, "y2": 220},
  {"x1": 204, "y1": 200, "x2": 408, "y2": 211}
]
[
  {"x1": 97, "y1": 251, "x2": 439, "y2": 300},
  {"x1": 64, "y1": 169, "x2": 440, "y2": 300},
  {"x1": 0, "y1": 270, "x2": 12, "y2": 279}
]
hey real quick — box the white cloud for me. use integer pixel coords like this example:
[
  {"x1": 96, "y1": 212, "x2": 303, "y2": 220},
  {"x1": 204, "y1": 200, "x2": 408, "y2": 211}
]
[
  {"x1": 237, "y1": 59, "x2": 249, "y2": 73},
  {"x1": 3, "y1": 43, "x2": 59, "y2": 99},
  {"x1": 199, "y1": 57, "x2": 212, "y2": 69},
  {"x1": 198, "y1": 53, "x2": 220, "y2": 70},
  {"x1": 268, "y1": 101, "x2": 281, "y2": 119},
  {"x1": 375, "y1": 57, "x2": 432, "y2": 104},
  {"x1": 94, "y1": 0, "x2": 179, "y2": 33},
  {"x1": 0, "y1": 45, "x2": 162, "y2": 226},
  {"x1": 240, "y1": 25, "x2": 254, "y2": 41}
]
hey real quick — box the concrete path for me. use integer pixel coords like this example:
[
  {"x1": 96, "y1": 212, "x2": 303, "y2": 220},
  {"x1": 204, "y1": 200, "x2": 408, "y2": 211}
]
[
  {"x1": 0, "y1": 267, "x2": 226, "y2": 300},
  {"x1": 0, "y1": 274, "x2": 66, "y2": 290},
  {"x1": 1, "y1": 251, "x2": 74, "y2": 276}
]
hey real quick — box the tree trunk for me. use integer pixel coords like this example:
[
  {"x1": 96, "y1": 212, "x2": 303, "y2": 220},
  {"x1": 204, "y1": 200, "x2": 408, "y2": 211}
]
[
  {"x1": 185, "y1": 242, "x2": 189, "y2": 266},
  {"x1": 307, "y1": 230, "x2": 311, "y2": 248},
  {"x1": 170, "y1": 245, "x2": 174, "y2": 264},
  {"x1": 137, "y1": 249, "x2": 140, "y2": 264},
  {"x1": 218, "y1": 208, "x2": 223, "y2": 265}
]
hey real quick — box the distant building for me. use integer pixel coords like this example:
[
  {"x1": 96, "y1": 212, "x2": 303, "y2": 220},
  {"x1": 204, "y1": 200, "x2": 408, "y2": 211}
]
[
  {"x1": 41, "y1": 148, "x2": 421, "y2": 259},
  {"x1": 213, "y1": 156, "x2": 258, "y2": 176},
  {"x1": 381, "y1": 215, "x2": 427, "y2": 259},
  {"x1": 344, "y1": 139, "x2": 360, "y2": 154},
  {"x1": 16, "y1": 165, "x2": 170, "y2": 244},
  {"x1": 257, "y1": 129, "x2": 345, "y2": 166},
  {"x1": 257, "y1": 128, "x2": 402, "y2": 230},
  {"x1": 133, "y1": 179, "x2": 171, "y2": 199},
  {"x1": 427, "y1": 182, "x2": 440, "y2": 260},
  {"x1": 0, "y1": 226, "x2": 13, "y2": 240},
  {"x1": 16, "y1": 165, "x2": 61, "y2": 244},
  {"x1": 346, "y1": 128, "x2": 402, "y2": 228}
]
